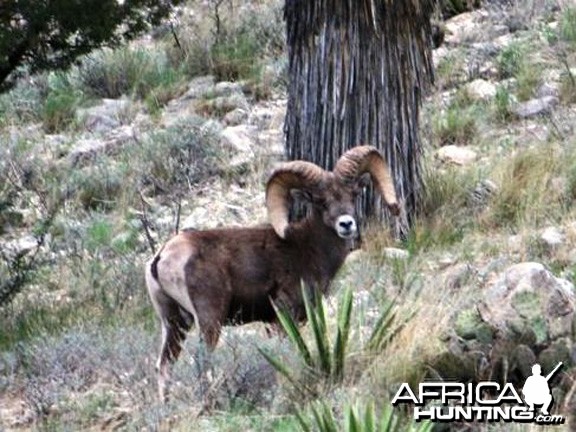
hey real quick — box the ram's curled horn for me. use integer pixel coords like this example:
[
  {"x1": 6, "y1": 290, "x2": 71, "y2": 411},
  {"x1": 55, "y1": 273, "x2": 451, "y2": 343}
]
[
  {"x1": 266, "y1": 161, "x2": 326, "y2": 238},
  {"x1": 334, "y1": 145, "x2": 400, "y2": 215}
]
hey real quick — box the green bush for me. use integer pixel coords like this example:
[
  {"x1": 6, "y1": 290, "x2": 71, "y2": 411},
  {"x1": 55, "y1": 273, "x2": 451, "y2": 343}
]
[
  {"x1": 496, "y1": 43, "x2": 540, "y2": 101},
  {"x1": 297, "y1": 401, "x2": 433, "y2": 432},
  {"x1": 492, "y1": 85, "x2": 513, "y2": 123},
  {"x1": 77, "y1": 47, "x2": 186, "y2": 101},
  {"x1": 135, "y1": 120, "x2": 222, "y2": 195},
  {"x1": 41, "y1": 72, "x2": 84, "y2": 132},
  {"x1": 560, "y1": 7, "x2": 576, "y2": 45},
  {"x1": 168, "y1": 1, "x2": 284, "y2": 82},
  {"x1": 212, "y1": 31, "x2": 262, "y2": 81},
  {"x1": 432, "y1": 92, "x2": 479, "y2": 146},
  {"x1": 73, "y1": 161, "x2": 127, "y2": 211},
  {"x1": 497, "y1": 43, "x2": 524, "y2": 79},
  {"x1": 0, "y1": 78, "x2": 44, "y2": 126}
]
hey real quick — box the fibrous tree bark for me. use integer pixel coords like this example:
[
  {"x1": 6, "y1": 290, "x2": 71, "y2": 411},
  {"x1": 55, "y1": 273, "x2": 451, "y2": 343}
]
[{"x1": 284, "y1": 0, "x2": 435, "y2": 236}]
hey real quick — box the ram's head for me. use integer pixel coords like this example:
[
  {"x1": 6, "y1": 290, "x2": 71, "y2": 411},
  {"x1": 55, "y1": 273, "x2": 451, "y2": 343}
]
[{"x1": 266, "y1": 145, "x2": 400, "y2": 239}]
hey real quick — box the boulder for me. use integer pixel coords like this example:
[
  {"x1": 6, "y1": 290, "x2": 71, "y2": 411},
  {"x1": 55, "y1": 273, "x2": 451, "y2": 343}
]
[
  {"x1": 466, "y1": 79, "x2": 497, "y2": 101},
  {"x1": 481, "y1": 263, "x2": 574, "y2": 341},
  {"x1": 432, "y1": 263, "x2": 575, "y2": 385},
  {"x1": 436, "y1": 145, "x2": 478, "y2": 165},
  {"x1": 67, "y1": 126, "x2": 136, "y2": 167},
  {"x1": 540, "y1": 226, "x2": 565, "y2": 250},
  {"x1": 181, "y1": 75, "x2": 216, "y2": 100},
  {"x1": 383, "y1": 247, "x2": 410, "y2": 260},
  {"x1": 223, "y1": 108, "x2": 249, "y2": 126},
  {"x1": 76, "y1": 98, "x2": 131, "y2": 134},
  {"x1": 514, "y1": 96, "x2": 559, "y2": 118},
  {"x1": 219, "y1": 125, "x2": 257, "y2": 168}
]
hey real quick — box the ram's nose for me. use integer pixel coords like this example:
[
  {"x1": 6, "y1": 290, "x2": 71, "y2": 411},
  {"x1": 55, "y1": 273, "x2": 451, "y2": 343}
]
[{"x1": 335, "y1": 215, "x2": 357, "y2": 239}]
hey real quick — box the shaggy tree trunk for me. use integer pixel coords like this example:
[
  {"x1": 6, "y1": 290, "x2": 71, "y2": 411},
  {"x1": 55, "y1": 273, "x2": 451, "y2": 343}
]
[{"x1": 284, "y1": 0, "x2": 435, "y2": 236}]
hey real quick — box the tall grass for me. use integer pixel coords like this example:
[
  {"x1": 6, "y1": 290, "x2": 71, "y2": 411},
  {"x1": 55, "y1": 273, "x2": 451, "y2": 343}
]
[
  {"x1": 496, "y1": 42, "x2": 540, "y2": 101},
  {"x1": 560, "y1": 6, "x2": 576, "y2": 45},
  {"x1": 77, "y1": 46, "x2": 187, "y2": 102},
  {"x1": 489, "y1": 146, "x2": 570, "y2": 228}
]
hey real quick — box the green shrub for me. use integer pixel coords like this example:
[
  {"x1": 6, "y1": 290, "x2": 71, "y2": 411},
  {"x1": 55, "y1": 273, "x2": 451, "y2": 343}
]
[
  {"x1": 297, "y1": 401, "x2": 433, "y2": 432},
  {"x1": 432, "y1": 92, "x2": 479, "y2": 146},
  {"x1": 135, "y1": 120, "x2": 222, "y2": 195},
  {"x1": 77, "y1": 47, "x2": 186, "y2": 101},
  {"x1": 492, "y1": 85, "x2": 513, "y2": 123},
  {"x1": 42, "y1": 90, "x2": 80, "y2": 133},
  {"x1": 212, "y1": 28, "x2": 263, "y2": 81},
  {"x1": 73, "y1": 161, "x2": 127, "y2": 211},
  {"x1": 434, "y1": 53, "x2": 466, "y2": 90},
  {"x1": 41, "y1": 73, "x2": 84, "y2": 132},
  {"x1": 489, "y1": 147, "x2": 563, "y2": 228},
  {"x1": 560, "y1": 7, "x2": 576, "y2": 45},
  {"x1": 496, "y1": 43, "x2": 540, "y2": 101},
  {"x1": 497, "y1": 43, "x2": 524, "y2": 79},
  {"x1": 168, "y1": 1, "x2": 284, "y2": 82},
  {"x1": 0, "y1": 77, "x2": 44, "y2": 126}
]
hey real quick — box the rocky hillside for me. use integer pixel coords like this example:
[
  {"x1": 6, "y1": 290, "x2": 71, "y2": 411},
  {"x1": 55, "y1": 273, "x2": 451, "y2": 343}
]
[{"x1": 1, "y1": 0, "x2": 576, "y2": 430}]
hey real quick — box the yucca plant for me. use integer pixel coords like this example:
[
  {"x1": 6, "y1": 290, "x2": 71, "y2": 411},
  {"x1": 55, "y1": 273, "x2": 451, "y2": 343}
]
[
  {"x1": 365, "y1": 300, "x2": 399, "y2": 354},
  {"x1": 296, "y1": 401, "x2": 433, "y2": 432},
  {"x1": 259, "y1": 286, "x2": 354, "y2": 397}
]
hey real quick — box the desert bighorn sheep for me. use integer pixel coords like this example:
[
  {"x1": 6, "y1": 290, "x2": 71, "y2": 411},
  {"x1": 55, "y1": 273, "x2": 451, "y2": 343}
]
[{"x1": 145, "y1": 145, "x2": 399, "y2": 400}]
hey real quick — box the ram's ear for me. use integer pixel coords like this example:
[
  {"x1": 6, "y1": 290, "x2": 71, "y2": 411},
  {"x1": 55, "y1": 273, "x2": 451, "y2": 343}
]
[
  {"x1": 354, "y1": 173, "x2": 372, "y2": 193},
  {"x1": 290, "y1": 189, "x2": 314, "y2": 203}
]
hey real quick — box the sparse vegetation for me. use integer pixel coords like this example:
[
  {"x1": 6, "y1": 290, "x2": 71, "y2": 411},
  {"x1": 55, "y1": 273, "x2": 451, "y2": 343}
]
[
  {"x1": 2, "y1": 0, "x2": 576, "y2": 430},
  {"x1": 432, "y1": 90, "x2": 480, "y2": 146},
  {"x1": 497, "y1": 42, "x2": 541, "y2": 101}
]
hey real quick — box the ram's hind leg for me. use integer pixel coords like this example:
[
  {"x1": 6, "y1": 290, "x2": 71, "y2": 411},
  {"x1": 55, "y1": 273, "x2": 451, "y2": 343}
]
[
  {"x1": 156, "y1": 308, "x2": 193, "y2": 402},
  {"x1": 149, "y1": 284, "x2": 194, "y2": 401}
]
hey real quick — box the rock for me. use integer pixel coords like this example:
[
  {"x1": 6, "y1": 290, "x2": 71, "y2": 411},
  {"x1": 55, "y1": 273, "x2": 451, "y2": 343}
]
[
  {"x1": 181, "y1": 75, "x2": 216, "y2": 100},
  {"x1": 536, "y1": 82, "x2": 560, "y2": 99},
  {"x1": 223, "y1": 108, "x2": 249, "y2": 126},
  {"x1": 249, "y1": 104, "x2": 286, "y2": 130},
  {"x1": 466, "y1": 79, "x2": 497, "y2": 101},
  {"x1": 219, "y1": 125, "x2": 257, "y2": 168},
  {"x1": 481, "y1": 262, "x2": 575, "y2": 344},
  {"x1": 540, "y1": 226, "x2": 565, "y2": 249},
  {"x1": 436, "y1": 145, "x2": 478, "y2": 165},
  {"x1": 1, "y1": 235, "x2": 38, "y2": 258},
  {"x1": 383, "y1": 247, "x2": 410, "y2": 260},
  {"x1": 257, "y1": 130, "x2": 284, "y2": 157},
  {"x1": 444, "y1": 263, "x2": 475, "y2": 290},
  {"x1": 196, "y1": 93, "x2": 250, "y2": 117},
  {"x1": 77, "y1": 98, "x2": 131, "y2": 134},
  {"x1": 469, "y1": 179, "x2": 498, "y2": 208},
  {"x1": 433, "y1": 263, "x2": 575, "y2": 385},
  {"x1": 213, "y1": 81, "x2": 243, "y2": 97},
  {"x1": 67, "y1": 126, "x2": 136, "y2": 167},
  {"x1": 514, "y1": 96, "x2": 559, "y2": 118},
  {"x1": 444, "y1": 11, "x2": 479, "y2": 45},
  {"x1": 455, "y1": 308, "x2": 493, "y2": 342}
]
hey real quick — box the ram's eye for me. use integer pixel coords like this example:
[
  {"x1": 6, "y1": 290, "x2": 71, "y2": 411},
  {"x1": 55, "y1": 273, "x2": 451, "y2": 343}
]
[{"x1": 314, "y1": 198, "x2": 328, "y2": 208}]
